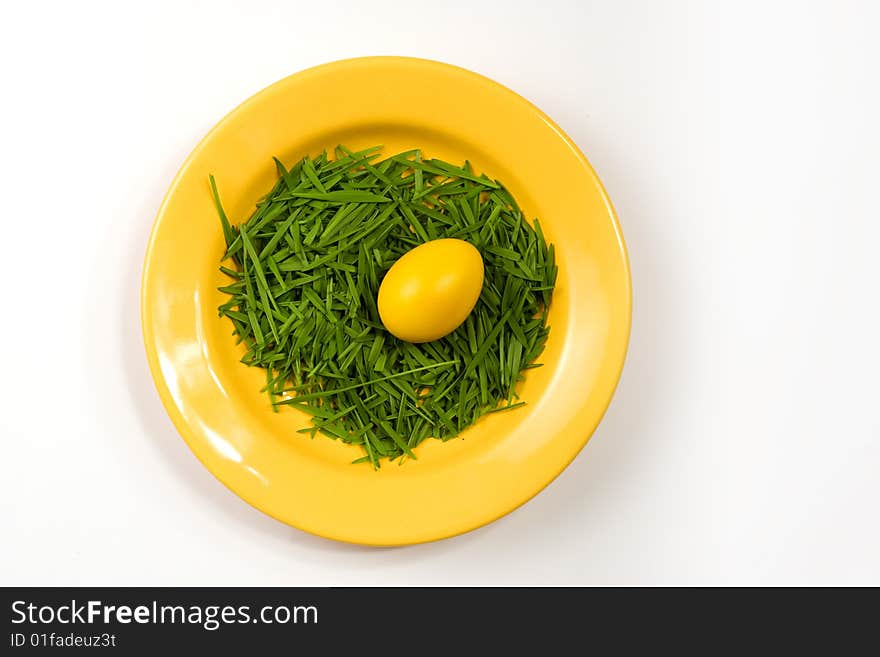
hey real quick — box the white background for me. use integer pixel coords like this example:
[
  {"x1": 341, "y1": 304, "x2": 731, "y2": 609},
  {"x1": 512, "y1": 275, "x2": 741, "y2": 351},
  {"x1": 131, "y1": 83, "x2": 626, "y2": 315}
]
[{"x1": 1, "y1": 0, "x2": 878, "y2": 586}]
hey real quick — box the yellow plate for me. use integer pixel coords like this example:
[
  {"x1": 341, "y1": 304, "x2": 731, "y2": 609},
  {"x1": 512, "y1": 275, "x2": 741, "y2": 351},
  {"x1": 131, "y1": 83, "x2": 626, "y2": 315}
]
[{"x1": 142, "y1": 57, "x2": 631, "y2": 546}]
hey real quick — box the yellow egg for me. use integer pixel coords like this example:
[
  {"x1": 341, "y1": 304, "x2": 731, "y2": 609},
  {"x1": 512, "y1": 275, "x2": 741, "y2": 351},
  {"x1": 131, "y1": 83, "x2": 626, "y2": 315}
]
[{"x1": 378, "y1": 238, "x2": 484, "y2": 343}]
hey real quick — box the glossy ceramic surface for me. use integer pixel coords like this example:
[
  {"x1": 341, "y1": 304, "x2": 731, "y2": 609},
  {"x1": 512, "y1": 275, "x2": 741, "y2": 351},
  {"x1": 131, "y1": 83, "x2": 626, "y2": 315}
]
[{"x1": 141, "y1": 57, "x2": 631, "y2": 545}]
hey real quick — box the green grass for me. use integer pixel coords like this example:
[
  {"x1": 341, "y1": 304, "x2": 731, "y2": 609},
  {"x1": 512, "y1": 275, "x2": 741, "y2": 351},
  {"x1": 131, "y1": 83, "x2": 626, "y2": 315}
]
[{"x1": 213, "y1": 146, "x2": 557, "y2": 468}]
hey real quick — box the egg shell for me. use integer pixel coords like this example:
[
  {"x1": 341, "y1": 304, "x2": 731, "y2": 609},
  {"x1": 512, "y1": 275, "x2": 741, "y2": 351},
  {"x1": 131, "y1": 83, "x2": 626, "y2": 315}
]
[{"x1": 378, "y1": 238, "x2": 484, "y2": 343}]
